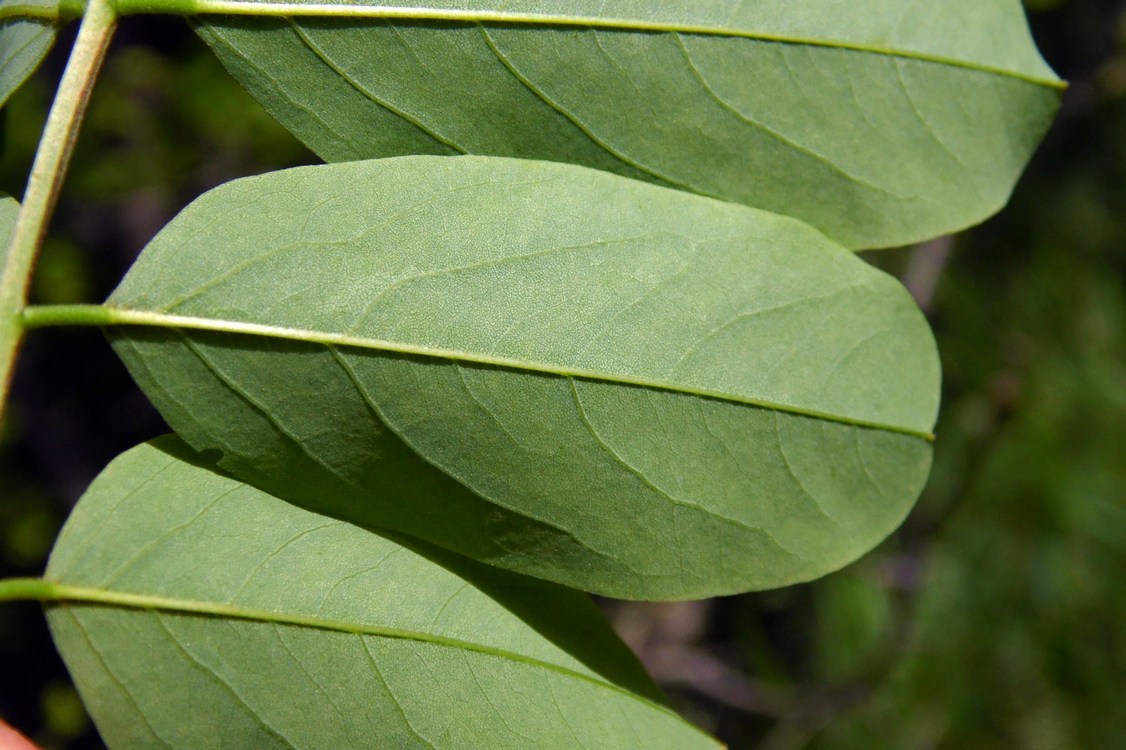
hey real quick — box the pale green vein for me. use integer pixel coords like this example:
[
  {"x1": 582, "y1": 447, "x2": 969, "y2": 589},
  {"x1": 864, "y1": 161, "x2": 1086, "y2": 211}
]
[
  {"x1": 271, "y1": 623, "x2": 354, "y2": 740},
  {"x1": 20, "y1": 304, "x2": 938, "y2": 441},
  {"x1": 0, "y1": 22, "x2": 52, "y2": 68},
  {"x1": 477, "y1": 24, "x2": 702, "y2": 195},
  {"x1": 465, "y1": 650, "x2": 535, "y2": 743},
  {"x1": 674, "y1": 34, "x2": 908, "y2": 199},
  {"x1": 100, "y1": 488, "x2": 232, "y2": 587},
  {"x1": 360, "y1": 638, "x2": 438, "y2": 749},
  {"x1": 228, "y1": 522, "x2": 336, "y2": 601},
  {"x1": 0, "y1": 577, "x2": 688, "y2": 722},
  {"x1": 49, "y1": 451, "x2": 180, "y2": 579},
  {"x1": 327, "y1": 345, "x2": 644, "y2": 570},
  {"x1": 177, "y1": 332, "x2": 363, "y2": 491},
  {"x1": 0, "y1": 0, "x2": 83, "y2": 22},
  {"x1": 290, "y1": 19, "x2": 468, "y2": 154},
  {"x1": 101, "y1": 0, "x2": 1065, "y2": 89},
  {"x1": 198, "y1": 22, "x2": 353, "y2": 147},
  {"x1": 569, "y1": 379, "x2": 816, "y2": 568},
  {"x1": 62, "y1": 608, "x2": 174, "y2": 748},
  {"x1": 548, "y1": 675, "x2": 585, "y2": 747},
  {"x1": 331, "y1": 344, "x2": 644, "y2": 577},
  {"x1": 772, "y1": 411, "x2": 843, "y2": 531},
  {"x1": 152, "y1": 613, "x2": 300, "y2": 749},
  {"x1": 566, "y1": 384, "x2": 703, "y2": 520}
]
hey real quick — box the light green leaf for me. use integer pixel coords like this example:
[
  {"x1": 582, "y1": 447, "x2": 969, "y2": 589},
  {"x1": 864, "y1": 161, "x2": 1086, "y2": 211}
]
[
  {"x1": 100, "y1": 155, "x2": 938, "y2": 599},
  {"x1": 192, "y1": 0, "x2": 1062, "y2": 249},
  {"x1": 0, "y1": 0, "x2": 65, "y2": 108},
  {"x1": 44, "y1": 436, "x2": 719, "y2": 749}
]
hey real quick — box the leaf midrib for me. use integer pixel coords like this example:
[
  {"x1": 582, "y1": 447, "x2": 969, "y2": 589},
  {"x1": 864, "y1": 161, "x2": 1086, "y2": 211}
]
[
  {"x1": 5, "y1": 578, "x2": 693, "y2": 725},
  {"x1": 23, "y1": 303, "x2": 936, "y2": 440},
  {"x1": 0, "y1": 0, "x2": 1068, "y2": 88},
  {"x1": 157, "y1": 0, "x2": 1065, "y2": 89}
]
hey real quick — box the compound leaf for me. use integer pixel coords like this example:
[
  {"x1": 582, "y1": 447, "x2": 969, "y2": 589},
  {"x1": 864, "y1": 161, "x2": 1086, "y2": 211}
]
[
  {"x1": 102, "y1": 155, "x2": 939, "y2": 599},
  {"x1": 193, "y1": 0, "x2": 1062, "y2": 249},
  {"x1": 44, "y1": 436, "x2": 718, "y2": 748}
]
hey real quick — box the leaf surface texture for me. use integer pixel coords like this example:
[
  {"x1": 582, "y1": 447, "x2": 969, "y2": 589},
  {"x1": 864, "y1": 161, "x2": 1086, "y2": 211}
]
[
  {"x1": 0, "y1": 0, "x2": 59, "y2": 108},
  {"x1": 194, "y1": 0, "x2": 1062, "y2": 248},
  {"x1": 105, "y1": 156, "x2": 939, "y2": 598},
  {"x1": 46, "y1": 436, "x2": 719, "y2": 748}
]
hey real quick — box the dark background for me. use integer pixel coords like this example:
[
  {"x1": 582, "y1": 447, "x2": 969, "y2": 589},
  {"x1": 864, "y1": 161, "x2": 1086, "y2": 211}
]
[{"x1": 2, "y1": 1, "x2": 1124, "y2": 747}]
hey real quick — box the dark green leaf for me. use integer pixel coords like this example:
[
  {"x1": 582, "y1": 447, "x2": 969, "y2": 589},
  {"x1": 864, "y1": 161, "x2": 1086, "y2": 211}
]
[
  {"x1": 45, "y1": 436, "x2": 719, "y2": 748},
  {"x1": 194, "y1": 0, "x2": 1062, "y2": 249},
  {"x1": 104, "y1": 155, "x2": 938, "y2": 599}
]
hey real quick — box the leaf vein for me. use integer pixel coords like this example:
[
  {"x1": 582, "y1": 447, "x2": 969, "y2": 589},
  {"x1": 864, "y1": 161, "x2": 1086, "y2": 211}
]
[
  {"x1": 228, "y1": 522, "x2": 337, "y2": 602},
  {"x1": 152, "y1": 612, "x2": 300, "y2": 749},
  {"x1": 60, "y1": 609, "x2": 174, "y2": 747},
  {"x1": 477, "y1": 24, "x2": 705, "y2": 194},
  {"x1": 290, "y1": 19, "x2": 468, "y2": 154},
  {"x1": 360, "y1": 637, "x2": 439, "y2": 749},
  {"x1": 568, "y1": 380, "x2": 815, "y2": 567},
  {"x1": 179, "y1": 333, "x2": 360, "y2": 490},
  {"x1": 676, "y1": 34, "x2": 908, "y2": 200}
]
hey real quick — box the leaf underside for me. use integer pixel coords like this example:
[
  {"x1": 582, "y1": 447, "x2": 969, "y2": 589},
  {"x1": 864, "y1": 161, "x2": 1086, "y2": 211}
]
[
  {"x1": 46, "y1": 436, "x2": 720, "y2": 749},
  {"x1": 105, "y1": 156, "x2": 938, "y2": 600},
  {"x1": 0, "y1": 0, "x2": 58, "y2": 108},
  {"x1": 195, "y1": 0, "x2": 1061, "y2": 249}
]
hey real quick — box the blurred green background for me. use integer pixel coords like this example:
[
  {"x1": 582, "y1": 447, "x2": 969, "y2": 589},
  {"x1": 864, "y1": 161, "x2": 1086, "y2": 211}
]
[{"x1": 1, "y1": 2, "x2": 1124, "y2": 748}]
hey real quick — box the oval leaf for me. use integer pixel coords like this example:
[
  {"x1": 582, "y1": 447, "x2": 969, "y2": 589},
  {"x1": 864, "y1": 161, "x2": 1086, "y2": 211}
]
[
  {"x1": 44, "y1": 436, "x2": 718, "y2": 748},
  {"x1": 193, "y1": 0, "x2": 1062, "y2": 249},
  {"x1": 0, "y1": 0, "x2": 63, "y2": 108},
  {"x1": 104, "y1": 156, "x2": 939, "y2": 599}
]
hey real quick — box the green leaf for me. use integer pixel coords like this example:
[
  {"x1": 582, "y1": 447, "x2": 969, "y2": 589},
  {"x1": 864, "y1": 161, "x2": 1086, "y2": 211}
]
[
  {"x1": 44, "y1": 436, "x2": 719, "y2": 748},
  {"x1": 192, "y1": 0, "x2": 1062, "y2": 249},
  {"x1": 101, "y1": 155, "x2": 938, "y2": 599},
  {"x1": 0, "y1": 0, "x2": 64, "y2": 108}
]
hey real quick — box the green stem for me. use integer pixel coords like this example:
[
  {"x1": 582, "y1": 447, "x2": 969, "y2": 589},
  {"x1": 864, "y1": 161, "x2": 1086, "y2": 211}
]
[
  {"x1": 0, "y1": 0, "x2": 117, "y2": 427},
  {"x1": 0, "y1": 576, "x2": 694, "y2": 722},
  {"x1": 0, "y1": 577, "x2": 54, "y2": 602},
  {"x1": 0, "y1": 0, "x2": 86, "y2": 22},
  {"x1": 21, "y1": 302, "x2": 114, "y2": 328}
]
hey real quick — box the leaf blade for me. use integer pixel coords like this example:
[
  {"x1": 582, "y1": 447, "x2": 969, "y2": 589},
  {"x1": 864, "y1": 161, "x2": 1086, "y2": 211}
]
[
  {"x1": 191, "y1": 0, "x2": 1061, "y2": 248},
  {"x1": 105, "y1": 156, "x2": 939, "y2": 598},
  {"x1": 180, "y1": 0, "x2": 1059, "y2": 80},
  {"x1": 0, "y1": 0, "x2": 62, "y2": 108},
  {"x1": 46, "y1": 436, "x2": 720, "y2": 748}
]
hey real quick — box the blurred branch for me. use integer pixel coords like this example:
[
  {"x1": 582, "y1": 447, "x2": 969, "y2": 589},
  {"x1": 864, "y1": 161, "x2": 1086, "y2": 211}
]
[
  {"x1": 603, "y1": 600, "x2": 791, "y2": 717},
  {"x1": 755, "y1": 682, "x2": 873, "y2": 750},
  {"x1": 903, "y1": 235, "x2": 954, "y2": 313},
  {"x1": 645, "y1": 641, "x2": 792, "y2": 717}
]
